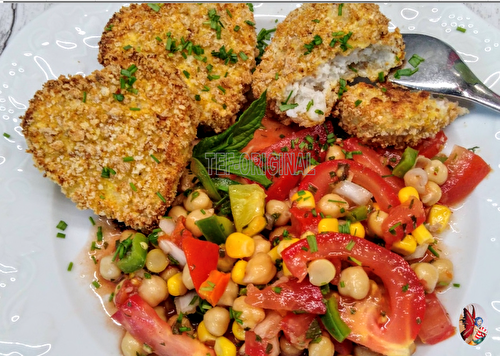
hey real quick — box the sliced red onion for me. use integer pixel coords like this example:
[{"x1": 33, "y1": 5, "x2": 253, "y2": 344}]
[{"x1": 159, "y1": 239, "x2": 186, "y2": 266}]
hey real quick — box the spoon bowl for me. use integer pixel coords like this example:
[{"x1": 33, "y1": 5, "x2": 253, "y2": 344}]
[{"x1": 389, "y1": 33, "x2": 500, "y2": 113}]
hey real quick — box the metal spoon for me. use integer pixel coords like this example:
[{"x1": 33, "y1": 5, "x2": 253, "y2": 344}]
[{"x1": 388, "y1": 33, "x2": 500, "y2": 113}]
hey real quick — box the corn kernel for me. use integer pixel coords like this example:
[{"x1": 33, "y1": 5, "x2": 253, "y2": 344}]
[
  {"x1": 412, "y1": 224, "x2": 434, "y2": 245},
  {"x1": 277, "y1": 238, "x2": 300, "y2": 256},
  {"x1": 291, "y1": 190, "x2": 316, "y2": 209},
  {"x1": 214, "y1": 336, "x2": 237, "y2": 356},
  {"x1": 241, "y1": 215, "x2": 267, "y2": 236},
  {"x1": 197, "y1": 320, "x2": 217, "y2": 343},
  {"x1": 226, "y1": 232, "x2": 255, "y2": 259},
  {"x1": 231, "y1": 260, "x2": 248, "y2": 285},
  {"x1": 283, "y1": 260, "x2": 292, "y2": 276},
  {"x1": 372, "y1": 202, "x2": 381, "y2": 211},
  {"x1": 349, "y1": 221, "x2": 365, "y2": 238},
  {"x1": 167, "y1": 272, "x2": 187, "y2": 296},
  {"x1": 427, "y1": 205, "x2": 452, "y2": 233},
  {"x1": 268, "y1": 245, "x2": 280, "y2": 262},
  {"x1": 391, "y1": 235, "x2": 417, "y2": 255},
  {"x1": 398, "y1": 186, "x2": 420, "y2": 203},
  {"x1": 232, "y1": 321, "x2": 246, "y2": 341},
  {"x1": 318, "y1": 218, "x2": 339, "y2": 233}
]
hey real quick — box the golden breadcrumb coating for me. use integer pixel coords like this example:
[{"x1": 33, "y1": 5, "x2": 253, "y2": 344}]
[
  {"x1": 21, "y1": 64, "x2": 200, "y2": 231},
  {"x1": 334, "y1": 82, "x2": 469, "y2": 148},
  {"x1": 252, "y1": 3, "x2": 405, "y2": 127},
  {"x1": 98, "y1": 3, "x2": 256, "y2": 133}
]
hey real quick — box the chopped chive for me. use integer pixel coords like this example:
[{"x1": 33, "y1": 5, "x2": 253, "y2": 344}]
[
  {"x1": 457, "y1": 26, "x2": 466, "y2": 33},
  {"x1": 340, "y1": 280, "x2": 345, "y2": 288},
  {"x1": 155, "y1": 36, "x2": 162, "y2": 42},
  {"x1": 408, "y1": 54, "x2": 425, "y2": 68},
  {"x1": 348, "y1": 256, "x2": 362, "y2": 266},
  {"x1": 346, "y1": 240, "x2": 356, "y2": 251},
  {"x1": 338, "y1": 3, "x2": 344, "y2": 16},
  {"x1": 217, "y1": 85, "x2": 226, "y2": 94},
  {"x1": 92, "y1": 280, "x2": 101, "y2": 289},
  {"x1": 97, "y1": 226, "x2": 103, "y2": 242},
  {"x1": 130, "y1": 182, "x2": 137, "y2": 191},
  {"x1": 82, "y1": 91, "x2": 87, "y2": 103},
  {"x1": 226, "y1": 8, "x2": 233, "y2": 17},
  {"x1": 272, "y1": 287, "x2": 282, "y2": 294},
  {"x1": 3, "y1": 133, "x2": 11, "y2": 138},
  {"x1": 306, "y1": 100, "x2": 314, "y2": 112},
  {"x1": 312, "y1": 19, "x2": 320, "y2": 23},
  {"x1": 402, "y1": 284, "x2": 409, "y2": 292},
  {"x1": 275, "y1": 72, "x2": 279, "y2": 80},
  {"x1": 378, "y1": 72, "x2": 385, "y2": 82},
  {"x1": 56, "y1": 232, "x2": 66, "y2": 238},
  {"x1": 129, "y1": 107, "x2": 140, "y2": 111},
  {"x1": 113, "y1": 93, "x2": 124, "y2": 102},
  {"x1": 355, "y1": 99, "x2": 362, "y2": 107},
  {"x1": 306, "y1": 235, "x2": 318, "y2": 253},
  {"x1": 234, "y1": 25, "x2": 240, "y2": 32},
  {"x1": 239, "y1": 51, "x2": 248, "y2": 61},
  {"x1": 245, "y1": 20, "x2": 255, "y2": 27},
  {"x1": 453, "y1": 283, "x2": 461, "y2": 288},
  {"x1": 151, "y1": 154, "x2": 160, "y2": 163},
  {"x1": 56, "y1": 220, "x2": 68, "y2": 231},
  {"x1": 156, "y1": 192, "x2": 167, "y2": 203},
  {"x1": 246, "y1": 3, "x2": 254, "y2": 12},
  {"x1": 195, "y1": 94, "x2": 201, "y2": 101},
  {"x1": 67, "y1": 262, "x2": 74, "y2": 271},
  {"x1": 394, "y1": 68, "x2": 418, "y2": 79},
  {"x1": 201, "y1": 85, "x2": 210, "y2": 92},
  {"x1": 91, "y1": 255, "x2": 97, "y2": 264},
  {"x1": 314, "y1": 109, "x2": 324, "y2": 115},
  {"x1": 123, "y1": 156, "x2": 134, "y2": 162},
  {"x1": 123, "y1": 45, "x2": 132, "y2": 50},
  {"x1": 428, "y1": 245, "x2": 440, "y2": 257},
  {"x1": 348, "y1": 65, "x2": 358, "y2": 73},
  {"x1": 148, "y1": 3, "x2": 161, "y2": 12},
  {"x1": 183, "y1": 70, "x2": 190, "y2": 79},
  {"x1": 89, "y1": 217, "x2": 96, "y2": 226}
]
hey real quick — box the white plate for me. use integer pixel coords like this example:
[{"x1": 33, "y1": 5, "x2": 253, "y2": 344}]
[{"x1": 1, "y1": 3, "x2": 499, "y2": 355}]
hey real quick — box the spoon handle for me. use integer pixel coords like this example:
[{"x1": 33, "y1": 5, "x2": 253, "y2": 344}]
[{"x1": 463, "y1": 82, "x2": 500, "y2": 113}]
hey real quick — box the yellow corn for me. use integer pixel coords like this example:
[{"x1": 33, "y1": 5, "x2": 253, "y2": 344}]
[
  {"x1": 268, "y1": 245, "x2": 280, "y2": 262},
  {"x1": 242, "y1": 215, "x2": 267, "y2": 237},
  {"x1": 291, "y1": 190, "x2": 315, "y2": 209},
  {"x1": 167, "y1": 272, "x2": 187, "y2": 296},
  {"x1": 318, "y1": 218, "x2": 339, "y2": 233},
  {"x1": 412, "y1": 224, "x2": 434, "y2": 245},
  {"x1": 372, "y1": 202, "x2": 381, "y2": 211},
  {"x1": 226, "y1": 232, "x2": 255, "y2": 259},
  {"x1": 277, "y1": 238, "x2": 300, "y2": 256},
  {"x1": 231, "y1": 260, "x2": 248, "y2": 285},
  {"x1": 398, "y1": 186, "x2": 420, "y2": 203},
  {"x1": 391, "y1": 235, "x2": 417, "y2": 255},
  {"x1": 197, "y1": 320, "x2": 217, "y2": 343},
  {"x1": 232, "y1": 321, "x2": 246, "y2": 341},
  {"x1": 214, "y1": 336, "x2": 237, "y2": 356},
  {"x1": 349, "y1": 221, "x2": 365, "y2": 238},
  {"x1": 282, "y1": 260, "x2": 292, "y2": 276},
  {"x1": 427, "y1": 205, "x2": 452, "y2": 233}
]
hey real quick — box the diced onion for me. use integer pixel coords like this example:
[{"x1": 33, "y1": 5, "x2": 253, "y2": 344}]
[
  {"x1": 159, "y1": 218, "x2": 176, "y2": 235},
  {"x1": 159, "y1": 239, "x2": 187, "y2": 266},
  {"x1": 332, "y1": 180, "x2": 373, "y2": 206},
  {"x1": 404, "y1": 243, "x2": 429, "y2": 261},
  {"x1": 174, "y1": 291, "x2": 199, "y2": 315}
]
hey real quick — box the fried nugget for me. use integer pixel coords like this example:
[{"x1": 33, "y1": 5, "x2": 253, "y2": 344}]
[
  {"x1": 252, "y1": 3, "x2": 404, "y2": 127},
  {"x1": 21, "y1": 64, "x2": 200, "y2": 231},
  {"x1": 98, "y1": 3, "x2": 256, "y2": 133},
  {"x1": 334, "y1": 82, "x2": 469, "y2": 148}
]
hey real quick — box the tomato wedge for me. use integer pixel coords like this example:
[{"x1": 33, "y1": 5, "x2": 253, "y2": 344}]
[
  {"x1": 281, "y1": 233, "x2": 425, "y2": 356},
  {"x1": 112, "y1": 293, "x2": 215, "y2": 356},
  {"x1": 183, "y1": 236, "x2": 219, "y2": 291},
  {"x1": 280, "y1": 312, "x2": 317, "y2": 348},
  {"x1": 158, "y1": 217, "x2": 193, "y2": 248},
  {"x1": 299, "y1": 159, "x2": 400, "y2": 212},
  {"x1": 244, "y1": 331, "x2": 275, "y2": 356},
  {"x1": 342, "y1": 138, "x2": 405, "y2": 192},
  {"x1": 439, "y1": 145, "x2": 491, "y2": 206},
  {"x1": 418, "y1": 292, "x2": 456, "y2": 344},
  {"x1": 289, "y1": 207, "x2": 322, "y2": 235},
  {"x1": 381, "y1": 198, "x2": 426, "y2": 248},
  {"x1": 242, "y1": 116, "x2": 296, "y2": 154},
  {"x1": 245, "y1": 278, "x2": 326, "y2": 314}
]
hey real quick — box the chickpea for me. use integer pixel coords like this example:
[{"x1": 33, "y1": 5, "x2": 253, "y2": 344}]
[
  {"x1": 269, "y1": 226, "x2": 294, "y2": 241},
  {"x1": 308, "y1": 332, "x2": 335, "y2": 356},
  {"x1": 431, "y1": 258, "x2": 454, "y2": 287},
  {"x1": 232, "y1": 296, "x2": 265, "y2": 330},
  {"x1": 420, "y1": 181, "x2": 442, "y2": 207},
  {"x1": 252, "y1": 235, "x2": 271, "y2": 256},
  {"x1": 185, "y1": 208, "x2": 214, "y2": 237},
  {"x1": 138, "y1": 275, "x2": 169, "y2": 307},
  {"x1": 154, "y1": 306, "x2": 167, "y2": 322},
  {"x1": 411, "y1": 262, "x2": 439, "y2": 293},
  {"x1": 184, "y1": 189, "x2": 213, "y2": 212},
  {"x1": 425, "y1": 159, "x2": 448, "y2": 185},
  {"x1": 99, "y1": 255, "x2": 122, "y2": 282},
  {"x1": 307, "y1": 259, "x2": 336, "y2": 287},
  {"x1": 404, "y1": 168, "x2": 428, "y2": 194},
  {"x1": 367, "y1": 209, "x2": 389, "y2": 238},
  {"x1": 217, "y1": 245, "x2": 236, "y2": 273},
  {"x1": 326, "y1": 144, "x2": 345, "y2": 161},
  {"x1": 167, "y1": 205, "x2": 188, "y2": 222},
  {"x1": 168, "y1": 314, "x2": 194, "y2": 337},
  {"x1": 121, "y1": 332, "x2": 149, "y2": 356},
  {"x1": 203, "y1": 307, "x2": 231, "y2": 337},
  {"x1": 182, "y1": 264, "x2": 195, "y2": 290},
  {"x1": 415, "y1": 156, "x2": 431, "y2": 170},
  {"x1": 217, "y1": 279, "x2": 239, "y2": 307},
  {"x1": 266, "y1": 200, "x2": 291, "y2": 226},
  {"x1": 338, "y1": 266, "x2": 370, "y2": 300},
  {"x1": 243, "y1": 252, "x2": 277, "y2": 285},
  {"x1": 279, "y1": 336, "x2": 303, "y2": 356},
  {"x1": 159, "y1": 265, "x2": 181, "y2": 282},
  {"x1": 317, "y1": 193, "x2": 348, "y2": 218},
  {"x1": 146, "y1": 248, "x2": 169, "y2": 273},
  {"x1": 353, "y1": 344, "x2": 384, "y2": 356}
]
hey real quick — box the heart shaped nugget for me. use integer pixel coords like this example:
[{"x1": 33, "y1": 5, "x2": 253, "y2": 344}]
[{"x1": 21, "y1": 63, "x2": 201, "y2": 231}]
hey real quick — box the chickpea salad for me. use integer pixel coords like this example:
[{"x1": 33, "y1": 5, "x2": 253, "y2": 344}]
[{"x1": 85, "y1": 92, "x2": 490, "y2": 356}]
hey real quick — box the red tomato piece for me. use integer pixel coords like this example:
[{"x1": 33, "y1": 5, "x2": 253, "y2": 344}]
[
  {"x1": 281, "y1": 233, "x2": 426, "y2": 356},
  {"x1": 183, "y1": 236, "x2": 219, "y2": 291},
  {"x1": 158, "y1": 217, "x2": 193, "y2": 248},
  {"x1": 289, "y1": 207, "x2": 322, "y2": 235},
  {"x1": 253, "y1": 122, "x2": 334, "y2": 202},
  {"x1": 381, "y1": 198, "x2": 426, "y2": 248},
  {"x1": 244, "y1": 331, "x2": 274, "y2": 356},
  {"x1": 418, "y1": 292, "x2": 456, "y2": 344},
  {"x1": 245, "y1": 278, "x2": 326, "y2": 315},
  {"x1": 112, "y1": 293, "x2": 215, "y2": 356},
  {"x1": 298, "y1": 159, "x2": 400, "y2": 212},
  {"x1": 439, "y1": 145, "x2": 491, "y2": 206},
  {"x1": 242, "y1": 116, "x2": 296, "y2": 154},
  {"x1": 342, "y1": 138, "x2": 405, "y2": 192},
  {"x1": 280, "y1": 312, "x2": 317, "y2": 348},
  {"x1": 332, "y1": 338, "x2": 354, "y2": 355},
  {"x1": 198, "y1": 270, "x2": 231, "y2": 306}
]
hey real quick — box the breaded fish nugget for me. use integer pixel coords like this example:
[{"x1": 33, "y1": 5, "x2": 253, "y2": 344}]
[
  {"x1": 99, "y1": 3, "x2": 256, "y2": 133},
  {"x1": 252, "y1": 3, "x2": 404, "y2": 127},
  {"x1": 334, "y1": 82, "x2": 469, "y2": 148},
  {"x1": 21, "y1": 64, "x2": 200, "y2": 231}
]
